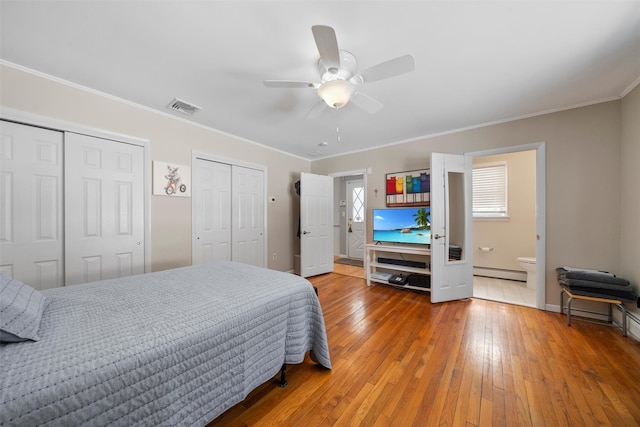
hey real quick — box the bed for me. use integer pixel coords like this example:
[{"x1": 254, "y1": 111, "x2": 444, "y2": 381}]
[{"x1": 0, "y1": 261, "x2": 331, "y2": 426}]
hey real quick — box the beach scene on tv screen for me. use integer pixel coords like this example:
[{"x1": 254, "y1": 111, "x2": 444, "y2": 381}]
[{"x1": 373, "y1": 208, "x2": 431, "y2": 245}]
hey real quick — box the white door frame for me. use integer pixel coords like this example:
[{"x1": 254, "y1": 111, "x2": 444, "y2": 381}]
[
  {"x1": 467, "y1": 142, "x2": 546, "y2": 310},
  {"x1": 191, "y1": 151, "x2": 268, "y2": 267},
  {"x1": 0, "y1": 106, "x2": 152, "y2": 274}
]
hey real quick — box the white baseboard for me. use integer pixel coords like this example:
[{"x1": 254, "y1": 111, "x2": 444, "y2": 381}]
[{"x1": 546, "y1": 303, "x2": 561, "y2": 313}]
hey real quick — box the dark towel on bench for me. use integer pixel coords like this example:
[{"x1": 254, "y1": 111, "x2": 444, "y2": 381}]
[
  {"x1": 563, "y1": 271, "x2": 630, "y2": 287},
  {"x1": 561, "y1": 278, "x2": 633, "y2": 291}
]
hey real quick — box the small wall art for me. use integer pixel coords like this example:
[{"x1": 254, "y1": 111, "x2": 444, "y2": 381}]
[
  {"x1": 153, "y1": 161, "x2": 191, "y2": 197},
  {"x1": 385, "y1": 169, "x2": 430, "y2": 207}
]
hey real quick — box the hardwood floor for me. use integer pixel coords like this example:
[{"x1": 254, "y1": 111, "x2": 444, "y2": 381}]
[{"x1": 209, "y1": 273, "x2": 640, "y2": 426}]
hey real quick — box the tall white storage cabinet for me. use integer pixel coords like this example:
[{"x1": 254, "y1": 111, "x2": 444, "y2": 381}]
[
  {"x1": 193, "y1": 156, "x2": 265, "y2": 268},
  {"x1": 0, "y1": 120, "x2": 146, "y2": 289}
]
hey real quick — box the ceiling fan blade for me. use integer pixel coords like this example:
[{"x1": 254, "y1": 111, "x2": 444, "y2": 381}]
[
  {"x1": 306, "y1": 100, "x2": 327, "y2": 119},
  {"x1": 351, "y1": 54, "x2": 415, "y2": 84},
  {"x1": 263, "y1": 80, "x2": 318, "y2": 88},
  {"x1": 312, "y1": 25, "x2": 340, "y2": 71},
  {"x1": 350, "y1": 91, "x2": 383, "y2": 114}
]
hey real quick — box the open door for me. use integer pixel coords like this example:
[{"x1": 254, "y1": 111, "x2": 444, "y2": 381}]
[
  {"x1": 430, "y1": 152, "x2": 473, "y2": 303},
  {"x1": 300, "y1": 172, "x2": 334, "y2": 277}
]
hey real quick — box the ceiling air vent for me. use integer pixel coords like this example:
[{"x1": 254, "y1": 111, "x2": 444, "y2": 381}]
[{"x1": 166, "y1": 98, "x2": 202, "y2": 116}]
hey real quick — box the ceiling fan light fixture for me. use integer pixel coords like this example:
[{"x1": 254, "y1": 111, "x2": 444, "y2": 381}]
[{"x1": 317, "y1": 79, "x2": 355, "y2": 108}]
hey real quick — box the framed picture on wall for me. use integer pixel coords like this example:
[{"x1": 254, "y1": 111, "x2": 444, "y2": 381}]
[
  {"x1": 385, "y1": 169, "x2": 430, "y2": 207},
  {"x1": 152, "y1": 161, "x2": 191, "y2": 197}
]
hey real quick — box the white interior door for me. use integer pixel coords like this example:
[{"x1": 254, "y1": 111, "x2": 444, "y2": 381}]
[
  {"x1": 193, "y1": 158, "x2": 231, "y2": 264},
  {"x1": 0, "y1": 121, "x2": 64, "y2": 289},
  {"x1": 346, "y1": 179, "x2": 365, "y2": 259},
  {"x1": 300, "y1": 172, "x2": 333, "y2": 277},
  {"x1": 65, "y1": 132, "x2": 145, "y2": 285},
  {"x1": 232, "y1": 166, "x2": 265, "y2": 267},
  {"x1": 430, "y1": 152, "x2": 473, "y2": 303}
]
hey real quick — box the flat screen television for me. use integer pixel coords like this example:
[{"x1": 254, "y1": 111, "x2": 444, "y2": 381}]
[{"x1": 373, "y1": 207, "x2": 431, "y2": 245}]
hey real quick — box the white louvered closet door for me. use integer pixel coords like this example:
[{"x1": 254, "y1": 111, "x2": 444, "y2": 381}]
[
  {"x1": 0, "y1": 120, "x2": 64, "y2": 289},
  {"x1": 64, "y1": 133, "x2": 145, "y2": 285}
]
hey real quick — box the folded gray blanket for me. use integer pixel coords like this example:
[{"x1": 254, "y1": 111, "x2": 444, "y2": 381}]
[
  {"x1": 562, "y1": 270, "x2": 630, "y2": 287},
  {"x1": 560, "y1": 278, "x2": 633, "y2": 291}
]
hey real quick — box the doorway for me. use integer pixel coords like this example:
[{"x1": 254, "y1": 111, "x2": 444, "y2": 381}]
[
  {"x1": 329, "y1": 170, "x2": 367, "y2": 276},
  {"x1": 330, "y1": 170, "x2": 367, "y2": 261},
  {"x1": 469, "y1": 143, "x2": 545, "y2": 310}
]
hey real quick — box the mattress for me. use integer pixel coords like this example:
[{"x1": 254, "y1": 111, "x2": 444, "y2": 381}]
[{"x1": 0, "y1": 262, "x2": 331, "y2": 426}]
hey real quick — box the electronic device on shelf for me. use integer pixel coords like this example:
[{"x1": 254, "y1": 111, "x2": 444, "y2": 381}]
[
  {"x1": 389, "y1": 274, "x2": 408, "y2": 285},
  {"x1": 373, "y1": 207, "x2": 431, "y2": 246},
  {"x1": 377, "y1": 257, "x2": 427, "y2": 269},
  {"x1": 371, "y1": 272, "x2": 393, "y2": 281}
]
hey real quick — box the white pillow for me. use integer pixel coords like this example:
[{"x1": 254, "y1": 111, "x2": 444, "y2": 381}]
[{"x1": 0, "y1": 273, "x2": 48, "y2": 342}]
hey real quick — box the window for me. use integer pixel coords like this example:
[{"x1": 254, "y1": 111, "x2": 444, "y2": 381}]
[
  {"x1": 351, "y1": 186, "x2": 364, "y2": 222},
  {"x1": 472, "y1": 162, "x2": 508, "y2": 218}
]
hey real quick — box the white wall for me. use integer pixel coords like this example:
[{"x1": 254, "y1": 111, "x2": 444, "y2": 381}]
[{"x1": 0, "y1": 64, "x2": 310, "y2": 273}]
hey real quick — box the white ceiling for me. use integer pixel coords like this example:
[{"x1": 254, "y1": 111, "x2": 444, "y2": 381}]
[{"x1": 1, "y1": 1, "x2": 639, "y2": 160}]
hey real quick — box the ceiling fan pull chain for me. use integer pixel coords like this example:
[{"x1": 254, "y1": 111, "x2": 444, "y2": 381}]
[{"x1": 336, "y1": 106, "x2": 341, "y2": 143}]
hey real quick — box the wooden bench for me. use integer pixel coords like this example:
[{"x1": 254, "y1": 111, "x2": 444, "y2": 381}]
[{"x1": 560, "y1": 287, "x2": 627, "y2": 336}]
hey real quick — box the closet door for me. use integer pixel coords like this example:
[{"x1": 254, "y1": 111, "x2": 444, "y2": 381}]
[
  {"x1": 0, "y1": 121, "x2": 64, "y2": 289},
  {"x1": 193, "y1": 156, "x2": 265, "y2": 268},
  {"x1": 193, "y1": 158, "x2": 232, "y2": 264},
  {"x1": 64, "y1": 133, "x2": 145, "y2": 285},
  {"x1": 232, "y1": 166, "x2": 264, "y2": 267}
]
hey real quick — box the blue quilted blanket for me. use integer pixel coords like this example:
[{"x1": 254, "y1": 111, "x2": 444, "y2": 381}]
[{"x1": 0, "y1": 262, "x2": 331, "y2": 426}]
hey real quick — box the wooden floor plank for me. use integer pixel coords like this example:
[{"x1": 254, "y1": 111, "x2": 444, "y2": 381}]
[{"x1": 209, "y1": 272, "x2": 640, "y2": 426}]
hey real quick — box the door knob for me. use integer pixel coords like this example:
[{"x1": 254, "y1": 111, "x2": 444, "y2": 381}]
[
  {"x1": 303, "y1": 231, "x2": 310, "y2": 235},
  {"x1": 433, "y1": 234, "x2": 445, "y2": 240}
]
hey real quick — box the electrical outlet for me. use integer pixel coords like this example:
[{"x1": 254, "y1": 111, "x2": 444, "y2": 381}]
[{"x1": 272, "y1": 253, "x2": 277, "y2": 261}]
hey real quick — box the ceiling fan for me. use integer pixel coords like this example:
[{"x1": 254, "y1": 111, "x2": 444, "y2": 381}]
[{"x1": 263, "y1": 25, "x2": 415, "y2": 118}]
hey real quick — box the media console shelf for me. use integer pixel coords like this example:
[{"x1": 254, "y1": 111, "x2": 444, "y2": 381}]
[{"x1": 365, "y1": 243, "x2": 431, "y2": 292}]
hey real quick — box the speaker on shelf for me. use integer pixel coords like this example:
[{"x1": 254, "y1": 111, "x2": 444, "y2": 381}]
[
  {"x1": 407, "y1": 274, "x2": 430, "y2": 288},
  {"x1": 377, "y1": 257, "x2": 427, "y2": 269}
]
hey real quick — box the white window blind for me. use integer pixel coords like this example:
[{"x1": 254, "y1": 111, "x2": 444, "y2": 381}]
[{"x1": 472, "y1": 163, "x2": 508, "y2": 217}]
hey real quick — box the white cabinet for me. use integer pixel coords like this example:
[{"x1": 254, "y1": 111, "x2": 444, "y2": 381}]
[{"x1": 365, "y1": 243, "x2": 431, "y2": 292}]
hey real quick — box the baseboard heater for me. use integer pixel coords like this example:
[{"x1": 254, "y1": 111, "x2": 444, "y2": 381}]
[
  {"x1": 378, "y1": 257, "x2": 427, "y2": 269},
  {"x1": 473, "y1": 266, "x2": 526, "y2": 282}
]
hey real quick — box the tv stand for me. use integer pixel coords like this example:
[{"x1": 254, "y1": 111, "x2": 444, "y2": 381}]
[{"x1": 365, "y1": 243, "x2": 431, "y2": 293}]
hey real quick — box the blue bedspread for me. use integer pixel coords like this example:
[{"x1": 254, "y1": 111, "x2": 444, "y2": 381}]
[{"x1": 0, "y1": 262, "x2": 331, "y2": 426}]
